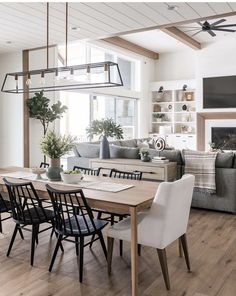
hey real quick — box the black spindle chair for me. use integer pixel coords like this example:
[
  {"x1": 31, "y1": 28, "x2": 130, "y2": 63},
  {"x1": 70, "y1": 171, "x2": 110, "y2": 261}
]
[
  {"x1": 3, "y1": 178, "x2": 55, "y2": 266},
  {"x1": 46, "y1": 184, "x2": 108, "y2": 282},
  {"x1": 40, "y1": 162, "x2": 49, "y2": 168},
  {"x1": 0, "y1": 192, "x2": 11, "y2": 233},
  {"x1": 73, "y1": 166, "x2": 101, "y2": 176},
  {"x1": 90, "y1": 168, "x2": 143, "y2": 256}
]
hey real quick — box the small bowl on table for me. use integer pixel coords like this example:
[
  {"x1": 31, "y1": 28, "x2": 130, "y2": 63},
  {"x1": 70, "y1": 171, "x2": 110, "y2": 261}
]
[
  {"x1": 60, "y1": 170, "x2": 84, "y2": 184},
  {"x1": 31, "y1": 167, "x2": 47, "y2": 180}
]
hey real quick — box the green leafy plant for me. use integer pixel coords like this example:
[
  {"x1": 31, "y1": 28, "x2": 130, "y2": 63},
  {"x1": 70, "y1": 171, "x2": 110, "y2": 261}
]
[
  {"x1": 27, "y1": 90, "x2": 68, "y2": 135},
  {"x1": 86, "y1": 118, "x2": 124, "y2": 139},
  {"x1": 63, "y1": 169, "x2": 81, "y2": 174},
  {"x1": 40, "y1": 130, "x2": 76, "y2": 159},
  {"x1": 139, "y1": 148, "x2": 150, "y2": 157}
]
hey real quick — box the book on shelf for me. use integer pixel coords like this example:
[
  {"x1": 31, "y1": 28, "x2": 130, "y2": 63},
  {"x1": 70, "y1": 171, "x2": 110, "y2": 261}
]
[{"x1": 153, "y1": 156, "x2": 166, "y2": 160}]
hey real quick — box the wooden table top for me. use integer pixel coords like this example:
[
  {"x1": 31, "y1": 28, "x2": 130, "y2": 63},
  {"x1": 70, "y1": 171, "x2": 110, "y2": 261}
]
[{"x1": 0, "y1": 167, "x2": 160, "y2": 209}]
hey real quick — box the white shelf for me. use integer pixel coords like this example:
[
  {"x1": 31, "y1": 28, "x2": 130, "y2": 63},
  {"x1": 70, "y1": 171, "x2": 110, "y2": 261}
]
[
  {"x1": 174, "y1": 101, "x2": 195, "y2": 104},
  {"x1": 152, "y1": 101, "x2": 172, "y2": 104},
  {"x1": 152, "y1": 122, "x2": 172, "y2": 124},
  {"x1": 175, "y1": 121, "x2": 195, "y2": 124}
]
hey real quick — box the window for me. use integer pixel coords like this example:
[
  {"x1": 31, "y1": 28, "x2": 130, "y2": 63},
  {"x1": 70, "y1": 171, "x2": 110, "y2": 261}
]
[
  {"x1": 58, "y1": 41, "x2": 140, "y2": 140},
  {"x1": 92, "y1": 95, "x2": 137, "y2": 139}
]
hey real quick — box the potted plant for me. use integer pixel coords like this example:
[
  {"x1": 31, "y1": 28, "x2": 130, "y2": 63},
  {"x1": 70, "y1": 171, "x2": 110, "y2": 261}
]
[
  {"x1": 153, "y1": 113, "x2": 166, "y2": 122},
  {"x1": 86, "y1": 118, "x2": 124, "y2": 159},
  {"x1": 40, "y1": 130, "x2": 76, "y2": 181},
  {"x1": 27, "y1": 90, "x2": 67, "y2": 162},
  {"x1": 139, "y1": 148, "x2": 150, "y2": 162}
]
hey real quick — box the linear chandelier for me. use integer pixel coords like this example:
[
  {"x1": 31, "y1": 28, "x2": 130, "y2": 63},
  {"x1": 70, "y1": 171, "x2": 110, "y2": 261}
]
[{"x1": 1, "y1": 3, "x2": 123, "y2": 94}]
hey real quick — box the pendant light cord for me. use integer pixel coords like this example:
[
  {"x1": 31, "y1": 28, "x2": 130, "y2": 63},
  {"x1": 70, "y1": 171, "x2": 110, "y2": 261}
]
[
  {"x1": 65, "y1": 2, "x2": 68, "y2": 67},
  {"x1": 47, "y1": 2, "x2": 49, "y2": 69}
]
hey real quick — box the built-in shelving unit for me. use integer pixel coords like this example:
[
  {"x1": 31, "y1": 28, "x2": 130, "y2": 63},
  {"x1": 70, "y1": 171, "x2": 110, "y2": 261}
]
[{"x1": 150, "y1": 79, "x2": 196, "y2": 149}]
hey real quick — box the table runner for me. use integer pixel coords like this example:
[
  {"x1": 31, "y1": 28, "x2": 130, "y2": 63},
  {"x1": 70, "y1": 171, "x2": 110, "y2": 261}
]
[{"x1": 0, "y1": 171, "x2": 134, "y2": 193}]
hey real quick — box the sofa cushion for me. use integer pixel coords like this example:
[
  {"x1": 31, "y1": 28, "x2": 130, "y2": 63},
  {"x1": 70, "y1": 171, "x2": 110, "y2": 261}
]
[
  {"x1": 109, "y1": 140, "x2": 121, "y2": 146},
  {"x1": 110, "y1": 145, "x2": 139, "y2": 159},
  {"x1": 119, "y1": 139, "x2": 137, "y2": 147},
  {"x1": 216, "y1": 152, "x2": 234, "y2": 168},
  {"x1": 75, "y1": 143, "x2": 100, "y2": 158}
]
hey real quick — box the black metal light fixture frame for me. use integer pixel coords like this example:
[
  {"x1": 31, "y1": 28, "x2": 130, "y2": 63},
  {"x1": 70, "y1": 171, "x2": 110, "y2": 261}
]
[{"x1": 1, "y1": 3, "x2": 123, "y2": 94}]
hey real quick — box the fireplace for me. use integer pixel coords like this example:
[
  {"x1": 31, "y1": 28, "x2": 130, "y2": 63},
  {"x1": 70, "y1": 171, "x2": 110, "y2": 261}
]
[{"x1": 212, "y1": 127, "x2": 236, "y2": 150}]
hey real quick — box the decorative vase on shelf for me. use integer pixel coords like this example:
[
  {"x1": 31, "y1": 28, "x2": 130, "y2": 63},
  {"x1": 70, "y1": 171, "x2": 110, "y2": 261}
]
[
  {"x1": 100, "y1": 135, "x2": 110, "y2": 159},
  {"x1": 46, "y1": 158, "x2": 63, "y2": 181}
]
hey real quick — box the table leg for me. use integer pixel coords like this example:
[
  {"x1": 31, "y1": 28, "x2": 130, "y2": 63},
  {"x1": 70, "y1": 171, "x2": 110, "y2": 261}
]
[{"x1": 130, "y1": 206, "x2": 138, "y2": 296}]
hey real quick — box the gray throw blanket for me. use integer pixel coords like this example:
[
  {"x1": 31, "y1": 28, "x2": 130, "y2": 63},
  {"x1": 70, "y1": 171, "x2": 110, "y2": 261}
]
[{"x1": 183, "y1": 150, "x2": 218, "y2": 193}]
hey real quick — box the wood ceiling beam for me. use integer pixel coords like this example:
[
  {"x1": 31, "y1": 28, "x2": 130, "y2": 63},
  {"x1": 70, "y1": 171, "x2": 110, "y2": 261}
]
[
  {"x1": 161, "y1": 26, "x2": 201, "y2": 50},
  {"x1": 102, "y1": 36, "x2": 159, "y2": 60},
  {"x1": 115, "y1": 11, "x2": 236, "y2": 37}
]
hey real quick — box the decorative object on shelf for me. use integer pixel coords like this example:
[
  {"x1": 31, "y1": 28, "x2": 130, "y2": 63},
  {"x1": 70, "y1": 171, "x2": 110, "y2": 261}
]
[
  {"x1": 60, "y1": 169, "x2": 84, "y2": 184},
  {"x1": 182, "y1": 84, "x2": 187, "y2": 91},
  {"x1": 31, "y1": 167, "x2": 46, "y2": 180},
  {"x1": 153, "y1": 113, "x2": 165, "y2": 122},
  {"x1": 86, "y1": 118, "x2": 123, "y2": 159},
  {"x1": 182, "y1": 104, "x2": 188, "y2": 111},
  {"x1": 40, "y1": 130, "x2": 76, "y2": 181},
  {"x1": 181, "y1": 125, "x2": 189, "y2": 133},
  {"x1": 158, "y1": 86, "x2": 164, "y2": 93},
  {"x1": 27, "y1": 90, "x2": 67, "y2": 163},
  {"x1": 153, "y1": 104, "x2": 161, "y2": 112},
  {"x1": 1, "y1": 3, "x2": 123, "y2": 94},
  {"x1": 139, "y1": 148, "x2": 150, "y2": 162},
  {"x1": 185, "y1": 91, "x2": 194, "y2": 101},
  {"x1": 168, "y1": 104, "x2": 172, "y2": 111}
]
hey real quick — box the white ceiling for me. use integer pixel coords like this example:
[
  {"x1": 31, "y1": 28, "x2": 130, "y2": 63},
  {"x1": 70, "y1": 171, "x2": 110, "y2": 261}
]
[{"x1": 0, "y1": 2, "x2": 236, "y2": 54}]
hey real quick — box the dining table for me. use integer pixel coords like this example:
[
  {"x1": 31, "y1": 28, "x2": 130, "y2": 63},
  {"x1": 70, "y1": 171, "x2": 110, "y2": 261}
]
[{"x1": 0, "y1": 166, "x2": 160, "y2": 296}]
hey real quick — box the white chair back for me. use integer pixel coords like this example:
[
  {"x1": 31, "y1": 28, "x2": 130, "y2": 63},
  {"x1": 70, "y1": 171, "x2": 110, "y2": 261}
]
[{"x1": 140, "y1": 174, "x2": 194, "y2": 249}]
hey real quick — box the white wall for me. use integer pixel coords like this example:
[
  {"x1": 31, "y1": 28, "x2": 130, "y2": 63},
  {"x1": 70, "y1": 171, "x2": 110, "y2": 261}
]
[
  {"x1": 155, "y1": 38, "x2": 236, "y2": 112},
  {"x1": 0, "y1": 51, "x2": 23, "y2": 167}
]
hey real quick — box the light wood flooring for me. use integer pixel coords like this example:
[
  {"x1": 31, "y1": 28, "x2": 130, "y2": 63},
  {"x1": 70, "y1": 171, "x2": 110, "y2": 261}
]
[{"x1": 0, "y1": 209, "x2": 236, "y2": 296}]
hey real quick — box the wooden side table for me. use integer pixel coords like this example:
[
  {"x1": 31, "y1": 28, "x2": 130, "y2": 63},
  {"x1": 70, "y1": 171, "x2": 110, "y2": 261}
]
[{"x1": 90, "y1": 158, "x2": 177, "y2": 182}]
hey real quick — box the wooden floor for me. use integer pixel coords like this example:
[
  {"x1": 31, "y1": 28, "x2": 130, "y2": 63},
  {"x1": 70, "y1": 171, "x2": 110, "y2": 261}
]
[{"x1": 0, "y1": 209, "x2": 236, "y2": 296}]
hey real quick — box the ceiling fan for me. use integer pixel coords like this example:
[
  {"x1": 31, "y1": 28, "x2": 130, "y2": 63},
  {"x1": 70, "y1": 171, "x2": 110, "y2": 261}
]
[{"x1": 192, "y1": 19, "x2": 236, "y2": 37}]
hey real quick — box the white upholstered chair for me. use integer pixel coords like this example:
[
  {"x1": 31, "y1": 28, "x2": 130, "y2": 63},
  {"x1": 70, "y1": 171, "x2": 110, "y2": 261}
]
[{"x1": 107, "y1": 174, "x2": 195, "y2": 290}]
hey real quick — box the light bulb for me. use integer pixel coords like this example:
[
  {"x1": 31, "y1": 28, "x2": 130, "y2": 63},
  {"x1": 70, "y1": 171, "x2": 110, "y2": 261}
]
[
  {"x1": 15, "y1": 75, "x2": 18, "y2": 91},
  {"x1": 69, "y1": 68, "x2": 74, "y2": 80},
  {"x1": 26, "y1": 73, "x2": 31, "y2": 86},
  {"x1": 54, "y1": 69, "x2": 60, "y2": 82},
  {"x1": 104, "y1": 64, "x2": 109, "y2": 82},
  {"x1": 86, "y1": 66, "x2": 91, "y2": 82},
  {"x1": 40, "y1": 72, "x2": 45, "y2": 85}
]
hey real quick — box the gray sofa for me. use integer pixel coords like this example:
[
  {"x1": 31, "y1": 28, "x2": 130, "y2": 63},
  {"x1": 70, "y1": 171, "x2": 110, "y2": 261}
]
[{"x1": 69, "y1": 139, "x2": 236, "y2": 213}]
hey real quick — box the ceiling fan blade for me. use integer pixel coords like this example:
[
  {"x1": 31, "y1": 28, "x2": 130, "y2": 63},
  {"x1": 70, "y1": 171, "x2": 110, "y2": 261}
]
[
  {"x1": 191, "y1": 30, "x2": 202, "y2": 37},
  {"x1": 210, "y1": 19, "x2": 226, "y2": 26},
  {"x1": 183, "y1": 28, "x2": 202, "y2": 32},
  {"x1": 197, "y1": 21, "x2": 203, "y2": 27},
  {"x1": 212, "y1": 28, "x2": 236, "y2": 32},
  {"x1": 213, "y1": 24, "x2": 236, "y2": 28},
  {"x1": 207, "y1": 30, "x2": 216, "y2": 37}
]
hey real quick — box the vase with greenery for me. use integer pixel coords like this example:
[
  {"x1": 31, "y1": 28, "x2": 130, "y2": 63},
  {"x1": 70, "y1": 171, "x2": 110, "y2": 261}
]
[
  {"x1": 27, "y1": 90, "x2": 67, "y2": 162},
  {"x1": 139, "y1": 148, "x2": 150, "y2": 162},
  {"x1": 40, "y1": 130, "x2": 76, "y2": 181},
  {"x1": 86, "y1": 118, "x2": 124, "y2": 159}
]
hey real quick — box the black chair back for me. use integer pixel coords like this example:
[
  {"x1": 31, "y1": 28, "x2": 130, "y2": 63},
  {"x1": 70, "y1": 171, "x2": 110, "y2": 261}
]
[
  {"x1": 46, "y1": 184, "x2": 97, "y2": 236},
  {"x1": 40, "y1": 162, "x2": 49, "y2": 168},
  {"x1": 0, "y1": 193, "x2": 10, "y2": 213},
  {"x1": 3, "y1": 178, "x2": 49, "y2": 224},
  {"x1": 109, "y1": 168, "x2": 142, "y2": 180},
  {"x1": 73, "y1": 166, "x2": 101, "y2": 176}
]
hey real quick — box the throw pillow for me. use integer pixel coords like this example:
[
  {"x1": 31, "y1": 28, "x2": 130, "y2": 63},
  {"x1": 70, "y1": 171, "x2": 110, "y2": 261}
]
[{"x1": 110, "y1": 145, "x2": 139, "y2": 159}]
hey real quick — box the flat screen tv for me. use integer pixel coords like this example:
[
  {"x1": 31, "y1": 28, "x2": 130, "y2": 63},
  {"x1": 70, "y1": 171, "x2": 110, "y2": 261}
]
[{"x1": 203, "y1": 75, "x2": 236, "y2": 108}]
